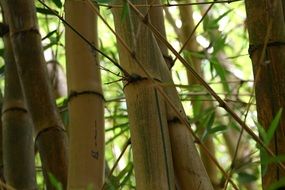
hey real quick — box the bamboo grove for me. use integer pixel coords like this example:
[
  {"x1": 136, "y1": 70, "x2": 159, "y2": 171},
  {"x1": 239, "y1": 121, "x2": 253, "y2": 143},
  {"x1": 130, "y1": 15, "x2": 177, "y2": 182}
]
[{"x1": 0, "y1": 0, "x2": 284, "y2": 189}]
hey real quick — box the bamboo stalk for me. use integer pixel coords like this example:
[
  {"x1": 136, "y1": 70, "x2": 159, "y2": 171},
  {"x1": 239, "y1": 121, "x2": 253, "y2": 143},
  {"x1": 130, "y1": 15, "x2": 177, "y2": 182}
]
[
  {"x1": 2, "y1": 29, "x2": 36, "y2": 189},
  {"x1": 65, "y1": 1, "x2": 105, "y2": 189},
  {"x1": 0, "y1": 0, "x2": 68, "y2": 188},
  {"x1": 178, "y1": 6, "x2": 219, "y2": 187},
  {"x1": 245, "y1": 0, "x2": 285, "y2": 188},
  {"x1": 148, "y1": 4, "x2": 214, "y2": 189},
  {"x1": 112, "y1": 3, "x2": 176, "y2": 189}
]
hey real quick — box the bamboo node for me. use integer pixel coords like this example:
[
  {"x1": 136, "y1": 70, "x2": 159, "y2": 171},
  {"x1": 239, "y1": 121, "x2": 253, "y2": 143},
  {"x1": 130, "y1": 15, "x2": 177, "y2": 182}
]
[
  {"x1": 248, "y1": 41, "x2": 285, "y2": 58},
  {"x1": 10, "y1": 27, "x2": 40, "y2": 38},
  {"x1": 123, "y1": 73, "x2": 147, "y2": 88},
  {"x1": 167, "y1": 116, "x2": 180, "y2": 124},
  {"x1": 2, "y1": 106, "x2": 28, "y2": 114},
  {"x1": 35, "y1": 126, "x2": 66, "y2": 143},
  {"x1": 68, "y1": 90, "x2": 105, "y2": 102}
]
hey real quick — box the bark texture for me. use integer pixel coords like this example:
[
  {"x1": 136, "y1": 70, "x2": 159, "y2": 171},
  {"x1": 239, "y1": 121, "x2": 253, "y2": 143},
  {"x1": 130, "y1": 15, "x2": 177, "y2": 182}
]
[
  {"x1": 112, "y1": 4, "x2": 176, "y2": 190},
  {"x1": 65, "y1": 1, "x2": 105, "y2": 189},
  {"x1": 245, "y1": 0, "x2": 285, "y2": 188},
  {"x1": 2, "y1": 31, "x2": 36, "y2": 189},
  {"x1": 112, "y1": 2, "x2": 213, "y2": 189},
  {"x1": 0, "y1": 0, "x2": 68, "y2": 188}
]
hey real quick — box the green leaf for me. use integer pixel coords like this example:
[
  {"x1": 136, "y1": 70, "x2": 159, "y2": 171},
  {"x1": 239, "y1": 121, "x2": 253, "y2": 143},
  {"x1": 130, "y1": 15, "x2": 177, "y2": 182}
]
[
  {"x1": 94, "y1": 0, "x2": 113, "y2": 3},
  {"x1": 255, "y1": 121, "x2": 267, "y2": 143},
  {"x1": 267, "y1": 177, "x2": 285, "y2": 190},
  {"x1": 266, "y1": 108, "x2": 283, "y2": 145},
  {"x1": 0, "y1": 65, "x2": 5, "y2": 77},
  {"x1": 205, "y1": 110, "x2": 215, "y2": 127},
  {"x1": 207, "y1": 125, "x2": 227, "y2": 135},
  {"x1": 42, "y1": 29, "x2": 58, "y2": 41},
  {"x1": 43, "y1": 41, "x2": 59, "y2": 50},
  {"x1": 201, "y1": 110, "x2": 216, "y2": 140},
  {"x1": 237, "y1": 172, "x2": 258, "y2": 184},
  {"x1": 0, "y1": 48, "x2": 4, "y2": 57},
  {"x1": 121, "y1": 2, "x2": 129, "y2": 21},
  {"x1": 119, "y1": 164, "x2": 133, "y2": 187},
  {"x1": 48, "y1": 173, "x2": 62, "y2": 190},
  {"x1": 203, "y1": 16, "x2": 218, "y2": 31},
  {"x1": 192, "y1": 98, "x2": 203, "y2": 118},
  {"x1": 214, "y1": 10, "x2": 232, "y2": 25},
  {"x1": 104, "y1": 177, "x2": 118, "y2": 190},
  {"x1": 36, "y1": 7, "x2": 58, "y2": 15},
  {"x1": 106, "y1": 122, "x2": 128, "y2": 132},
  {"x1": 260, "y1": 155, "x2": 285, "y2": 165},
  {"x1": 203, "y1": 10, "x2": 232, "y2": 31},
  {"x1": 213, "y1": 34, "x2": 227, "y2": 53},
  {"x1": 51, "y1": 0, "x2": 62, "y2": 8},
  {"x1": 210, "y1": 58, "x2": 230, "y2": 93},
  {"x1": 106, "y1": 127, "x2": 129, "y2": 144},
  {"x1": 259, "y1": 147, "x2": 268, "y2": 176}
]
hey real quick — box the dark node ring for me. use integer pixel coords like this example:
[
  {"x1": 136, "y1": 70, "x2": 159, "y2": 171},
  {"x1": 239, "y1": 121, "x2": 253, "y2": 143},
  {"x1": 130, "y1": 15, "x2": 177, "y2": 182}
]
[
  {"x1": 10, "y1": 27, "x2": 40, "y2": 37},
  {"x1": 35, "y1": 126, "x2": 66, "y2": 143},
  {"x1": 68, "y1": 90, "x2": 105, "y2": 102},
  {"x1": 123, "y1": 73, "x2": 162, "y2": 90},
  {"x1": 2, "y1": 107, "x2": 28, "y2": 114},
  {"x1": 123, "y1": 74, "x2": 148, "y2": 89},
  {"x1": 167, "y1": 116, "x2": 181, "y2": 124},
  {"x1": 248, "y1": 41, "x2": 285, "y2": 57}
]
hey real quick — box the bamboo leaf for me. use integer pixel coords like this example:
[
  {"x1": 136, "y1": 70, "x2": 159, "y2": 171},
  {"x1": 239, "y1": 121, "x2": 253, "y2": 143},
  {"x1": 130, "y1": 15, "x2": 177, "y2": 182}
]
[
  {"x1": 51, "y1": 0, "x2": 63, "y2": 8},
  {"x1": 121, "y1": 2, "x2": 129, "y2": 21},
  {"x1": 119, "y1": 164, "x2": 133, "y2": 187},
  {"x1": 267, "y1": 177, "x2": 285, "y2": 190},
  {"x1": 266, "y1": 108, "x2": 283, "y2": 145},
  {"x1": 43, "y1": 41, "x2": 58, "y2": 50},
  {"x1": 207, "y1": 125, "x2": 227, "y2": 135},
  {"x1": 0, "y1": 65, "x2": 5, "y2": 77},
  {"x1": 36, "y1": 7, "x2": 58, "y2": 15},
  {"x1": 214, "y1": 10, "x2": 232, "y2": 24},
  {"x1": 0, "y1": 48, "x2": 4, "y2": 57},
  {"x1": 42, "y1": 29, "x2": 58, "y2": 41},
  {"x1": 117, "y1": 163, "x2": 133, "y2": 180},
  {"x1": 96, "y1": 0, "x2": 113, "y2": 3},
  {"x1": 210, "y1": 58, "x2": 230, "y2": 93},
  {"x1": 48, "y1": 173, "x2": 63, "y2": 190},
  {"x1": 255, "y1": 121, "x2": 267, "y2": 143},
  {"x1": 260, "y1": 155, "x2": 285, "y2": 165},
  {"x1": 237, "y1": 172, "x2": 258, "y2": 184}
]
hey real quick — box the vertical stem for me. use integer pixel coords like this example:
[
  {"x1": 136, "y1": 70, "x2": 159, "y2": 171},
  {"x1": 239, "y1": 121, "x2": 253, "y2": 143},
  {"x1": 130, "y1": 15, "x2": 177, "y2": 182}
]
[
  {"x1": 245, "y1": 0, "x2": 285, "y2": 188},
  {"x1": 2, "y1": 23, "x2": 36, "y2": 189},
  {"x1": 0, "y1": 0, "x2": 68, "y2": 188},
  {"x1": 112, "y1": 2, "x2": 176, "y2": 189},
  {"x1": 65, "y1": 1, "x2": 105, "y2": 189}
]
